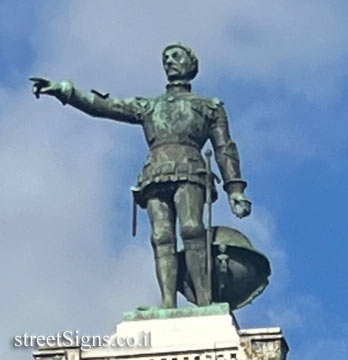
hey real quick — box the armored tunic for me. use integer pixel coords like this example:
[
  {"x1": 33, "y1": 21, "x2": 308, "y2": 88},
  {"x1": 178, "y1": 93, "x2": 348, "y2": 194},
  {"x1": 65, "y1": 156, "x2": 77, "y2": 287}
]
[{"x1": 61, "y1": 82, "x2": 243, "y2": 207}]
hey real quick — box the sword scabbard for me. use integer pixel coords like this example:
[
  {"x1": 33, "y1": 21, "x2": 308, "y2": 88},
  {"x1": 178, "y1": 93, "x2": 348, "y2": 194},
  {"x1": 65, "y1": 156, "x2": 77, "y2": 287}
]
[{"x1": 204, "y1": 149, "x2": 213, "y2": 303}]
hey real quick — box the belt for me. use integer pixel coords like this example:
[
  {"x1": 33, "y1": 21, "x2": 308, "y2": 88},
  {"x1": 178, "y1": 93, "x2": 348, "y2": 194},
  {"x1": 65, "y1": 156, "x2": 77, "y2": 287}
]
[{"x1": 150, "y1": 140, "x2": 200, "y2": 151}]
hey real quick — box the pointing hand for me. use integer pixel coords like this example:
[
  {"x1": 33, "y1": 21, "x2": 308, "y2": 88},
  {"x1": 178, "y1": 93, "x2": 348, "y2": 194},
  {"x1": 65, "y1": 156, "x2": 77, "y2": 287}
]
[{"x1": 29, "y1": 77, "x2": 61, "y2": 99}]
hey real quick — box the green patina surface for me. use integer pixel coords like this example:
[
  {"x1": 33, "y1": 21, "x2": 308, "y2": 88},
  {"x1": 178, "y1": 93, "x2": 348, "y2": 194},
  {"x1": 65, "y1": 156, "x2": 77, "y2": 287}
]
[
  {"x1": 123, "y1": 302, "x2": 230, "y2": 321},
  {"x1": 30, "y1": 43, "x2": 267, "y2": 312}
]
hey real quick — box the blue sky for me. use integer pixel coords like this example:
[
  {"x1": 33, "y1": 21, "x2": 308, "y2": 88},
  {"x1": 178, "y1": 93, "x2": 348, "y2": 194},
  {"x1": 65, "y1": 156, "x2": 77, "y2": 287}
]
[{"x1": 1, "y1": 1, "x2": 348, "y2": 359}]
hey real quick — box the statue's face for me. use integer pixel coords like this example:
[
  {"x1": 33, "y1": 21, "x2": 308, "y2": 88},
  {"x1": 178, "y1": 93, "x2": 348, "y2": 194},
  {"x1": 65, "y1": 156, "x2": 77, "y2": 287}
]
[{"x1": 163, "y1": 47, "x2": 192, "y2": 81}]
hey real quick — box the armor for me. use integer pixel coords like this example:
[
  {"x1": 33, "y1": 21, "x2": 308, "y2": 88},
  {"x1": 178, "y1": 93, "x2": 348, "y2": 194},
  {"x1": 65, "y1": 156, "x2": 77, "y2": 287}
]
[{"x1": 60, "y1": 81, "x2": 245, "y2": 207}]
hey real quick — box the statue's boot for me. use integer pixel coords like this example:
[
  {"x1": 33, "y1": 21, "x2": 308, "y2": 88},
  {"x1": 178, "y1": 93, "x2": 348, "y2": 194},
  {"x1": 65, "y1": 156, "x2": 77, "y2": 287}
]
[
  {"x1": 154, "y1": 245, "x2": 178, "y2": 309},
  {"x1": 184, "y1": 238, "x2": 210, "y2": 306}
]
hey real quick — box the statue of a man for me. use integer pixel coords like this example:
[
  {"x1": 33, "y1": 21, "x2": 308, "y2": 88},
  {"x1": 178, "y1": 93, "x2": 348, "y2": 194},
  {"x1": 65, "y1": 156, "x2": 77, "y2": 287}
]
[{"x1": 31, "y1": 43, "x2": 251, "y2": 308}]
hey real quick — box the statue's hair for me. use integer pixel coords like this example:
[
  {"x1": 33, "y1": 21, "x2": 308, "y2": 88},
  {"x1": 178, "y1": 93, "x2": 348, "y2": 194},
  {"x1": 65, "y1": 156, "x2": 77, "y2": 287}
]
[{"x1": 162, "y1": 43, "x2": 199, "y2": 80}]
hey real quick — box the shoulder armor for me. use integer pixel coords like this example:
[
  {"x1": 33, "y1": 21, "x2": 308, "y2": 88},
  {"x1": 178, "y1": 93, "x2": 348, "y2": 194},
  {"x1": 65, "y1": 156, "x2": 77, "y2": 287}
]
[
  {"x1": 91, "y1": 89, "x2": 110, "y2": 99},
  {"x1": 212, "y1": 97, "x2": 224, "y2": 107},
  {"x1": 205, "y1": 97, "x2": 224, "y2": 111}
]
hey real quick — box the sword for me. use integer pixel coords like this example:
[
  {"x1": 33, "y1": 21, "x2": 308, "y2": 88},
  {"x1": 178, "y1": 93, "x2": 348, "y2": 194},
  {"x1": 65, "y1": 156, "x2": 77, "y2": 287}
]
[
  {"x1": 131, "y1": 187, "x2": 138, "y2": 237},
  {"x1": 132, "y1": 197, "x2": 137, "y2": 237},
  {"x1": 204, "y1": 149, "x2": 213, "y2": 303}
]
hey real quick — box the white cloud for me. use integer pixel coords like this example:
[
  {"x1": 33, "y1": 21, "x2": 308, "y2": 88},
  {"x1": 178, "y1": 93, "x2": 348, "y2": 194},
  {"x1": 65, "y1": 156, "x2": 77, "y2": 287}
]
[
  {"x1": 31, "y1": 0, "x2": 348, "y2": 165},
  {"x1": 29, "y1": 0, "x2": 348, "y2": 103},
  {"x1": 0, "y1": 90, "x2": 155, "y2": 360}
]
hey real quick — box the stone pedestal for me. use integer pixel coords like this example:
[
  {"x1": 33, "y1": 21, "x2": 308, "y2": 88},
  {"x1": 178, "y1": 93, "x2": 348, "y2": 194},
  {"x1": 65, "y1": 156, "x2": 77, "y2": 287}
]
[{"x1": 33, "y1": 304, "x2": 288, "y2": 360}]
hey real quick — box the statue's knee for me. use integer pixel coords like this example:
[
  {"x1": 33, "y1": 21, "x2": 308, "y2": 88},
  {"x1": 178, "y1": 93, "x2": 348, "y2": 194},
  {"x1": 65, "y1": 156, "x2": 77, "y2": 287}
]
[
  {"x1": 183, "y1": 236, "x2": 206, "y2": 251},
  {"x1": 153, "y1": 243, "x2": 176, "y2": 259},
  {"x1": 180, "y1": 222, "x2": 205, "y2": 241},
  {"x1": 151, "y1": 227, "x2": 175, "y2": 253}
]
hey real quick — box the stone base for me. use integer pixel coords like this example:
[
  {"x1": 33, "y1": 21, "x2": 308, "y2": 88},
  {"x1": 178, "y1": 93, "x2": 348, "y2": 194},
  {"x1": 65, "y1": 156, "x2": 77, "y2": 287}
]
[{"x1": 33, "y1": 304, "x2": 288, "y2": 360}]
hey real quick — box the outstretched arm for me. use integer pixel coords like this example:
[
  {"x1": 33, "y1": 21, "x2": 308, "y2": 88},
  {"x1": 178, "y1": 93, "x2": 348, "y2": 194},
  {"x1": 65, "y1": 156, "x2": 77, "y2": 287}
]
[
  {"x1": 208, "y1": 99, "x2": 251, "y2": 218},
  {"x1": 30, "y1": 77, "x2": 145, "y2": 125}
]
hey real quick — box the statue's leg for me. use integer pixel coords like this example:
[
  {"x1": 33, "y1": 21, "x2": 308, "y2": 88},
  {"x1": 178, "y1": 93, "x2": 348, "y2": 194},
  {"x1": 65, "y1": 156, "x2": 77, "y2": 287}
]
[
  {"x1": 147, "y1": 197, "x2": 177, "y2": 309},
  {"x1": 174, "y1": 183, "x2": 210, "y2": 307}
]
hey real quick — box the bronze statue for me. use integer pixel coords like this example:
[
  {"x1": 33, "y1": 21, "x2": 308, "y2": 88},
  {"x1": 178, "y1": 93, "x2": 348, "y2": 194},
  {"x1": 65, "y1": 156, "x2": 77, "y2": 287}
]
[{"x1": 30, "y1": 43, "x2": 259, "y2": 309}]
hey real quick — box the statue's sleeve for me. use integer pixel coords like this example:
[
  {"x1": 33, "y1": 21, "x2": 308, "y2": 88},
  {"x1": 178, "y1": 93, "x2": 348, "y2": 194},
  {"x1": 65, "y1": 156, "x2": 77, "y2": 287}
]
[
  {"x1": 58, "y1": 80, "x2": 145, "y2": 124},
  {"x1": 208, "y1": 99, "x2": 246, "y2": 193}
]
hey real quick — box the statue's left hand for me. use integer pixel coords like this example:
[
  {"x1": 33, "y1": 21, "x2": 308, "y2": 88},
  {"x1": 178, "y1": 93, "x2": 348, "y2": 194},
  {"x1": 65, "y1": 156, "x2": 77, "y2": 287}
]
[{"x1": 228, "y1": 192, "x2": 251, "y2": 219}]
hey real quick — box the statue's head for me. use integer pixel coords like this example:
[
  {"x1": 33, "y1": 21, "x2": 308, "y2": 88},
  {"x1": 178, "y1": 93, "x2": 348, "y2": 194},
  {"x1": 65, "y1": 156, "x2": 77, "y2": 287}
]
[{"x1": 162, "y1": 43, "x2": 199, "y2": 82}]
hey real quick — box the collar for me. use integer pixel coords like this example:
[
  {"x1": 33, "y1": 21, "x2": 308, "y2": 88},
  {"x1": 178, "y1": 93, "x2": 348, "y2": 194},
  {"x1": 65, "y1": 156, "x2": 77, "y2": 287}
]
[{"x1": 165, "y1": 80, "x2": 192, "y2": 94}]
